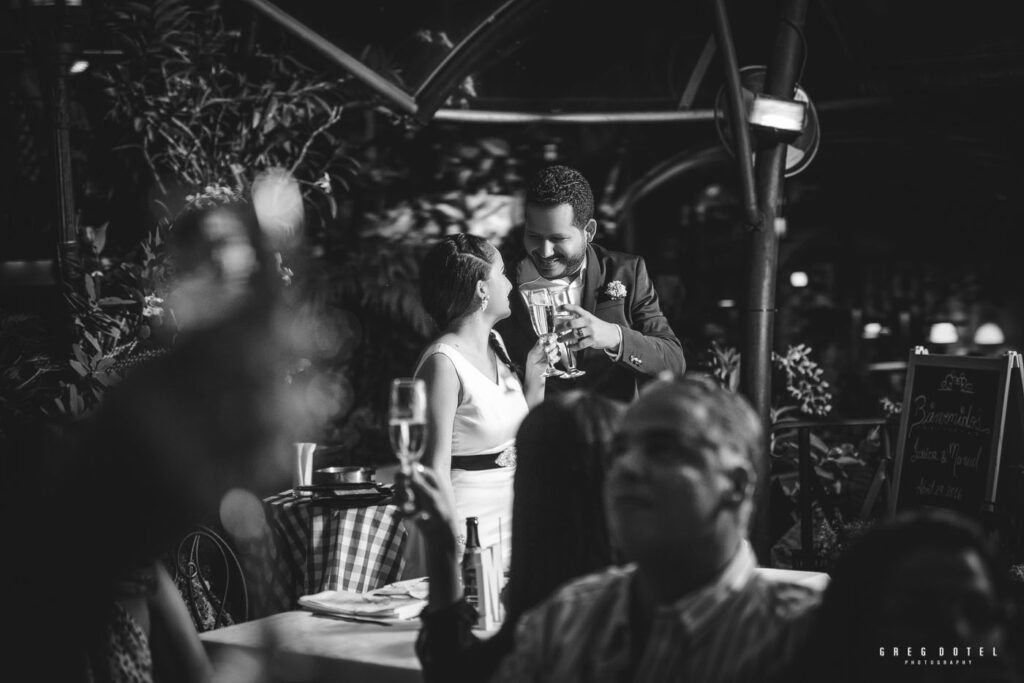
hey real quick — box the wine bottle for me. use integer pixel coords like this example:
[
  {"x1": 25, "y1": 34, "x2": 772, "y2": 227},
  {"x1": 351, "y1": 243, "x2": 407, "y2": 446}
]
[{"x1": 461, "y1": 517, "x2": 484, "y2": 618}]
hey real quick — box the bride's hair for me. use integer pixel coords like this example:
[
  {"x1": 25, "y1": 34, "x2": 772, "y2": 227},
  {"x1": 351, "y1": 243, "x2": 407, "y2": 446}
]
[{"x1": 420, "y1": 233, "x2": 496, "y2": 330}]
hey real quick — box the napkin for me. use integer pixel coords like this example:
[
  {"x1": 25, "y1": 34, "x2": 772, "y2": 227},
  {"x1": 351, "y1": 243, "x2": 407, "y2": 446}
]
[
  {"x1": 298, "y1": 588, "x2": 427, "y2": 621},
  {"x1": 368, "y1": 577, "x2": 429, "y2": 600}
]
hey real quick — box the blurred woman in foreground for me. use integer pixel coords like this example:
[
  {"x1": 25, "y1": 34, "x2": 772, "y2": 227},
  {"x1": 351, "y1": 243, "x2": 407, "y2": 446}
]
[
  {"x1": 2, "y1": 195, "x2": 303, "y2": 682},
  {"x1": 404, "y1": 390, "x2": 624, "y2": 683}
]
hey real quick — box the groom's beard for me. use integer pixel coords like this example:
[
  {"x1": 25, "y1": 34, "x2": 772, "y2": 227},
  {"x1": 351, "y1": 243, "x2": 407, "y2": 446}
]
[{"x1": 531, "y1": 250, "x2": 585, "y2": 280}]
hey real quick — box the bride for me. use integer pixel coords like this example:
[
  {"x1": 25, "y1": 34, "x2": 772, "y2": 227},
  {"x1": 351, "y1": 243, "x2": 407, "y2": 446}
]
[{"x1": 414, "y1": 233, "x2": 555, "y2": 568}]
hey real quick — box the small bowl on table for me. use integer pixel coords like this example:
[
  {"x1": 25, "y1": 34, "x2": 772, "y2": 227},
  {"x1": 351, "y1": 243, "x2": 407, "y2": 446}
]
[{"x1": 313, "y1": 465, "x2": 376, "y2": 486}]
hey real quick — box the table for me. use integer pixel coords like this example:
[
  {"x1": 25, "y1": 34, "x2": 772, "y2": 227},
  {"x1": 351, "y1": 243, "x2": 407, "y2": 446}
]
[
  {"x1": 755, "y1": 567, "x2": 830, "y2": 592},
  {"x1": 255, "y1": 491, "x2": 408, "y2": 614},
  {"x1": 206, "y1": 568, "x2": 827, "y2": 681},
  {"x1": 200, "y1": 610, "x2": 422, "y2": 683}
]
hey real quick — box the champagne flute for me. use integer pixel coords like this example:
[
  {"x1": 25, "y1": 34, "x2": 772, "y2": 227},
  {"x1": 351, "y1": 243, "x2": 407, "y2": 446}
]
[
  {"x1": 550, "y1": 288, "x2": 585, "y2": 378},
  {"x1": 522, "y1": 288, "x2": 564, "y2": 378},
  {"x1": 389, "y1": 377, "x2": 427, "y2": 513}
]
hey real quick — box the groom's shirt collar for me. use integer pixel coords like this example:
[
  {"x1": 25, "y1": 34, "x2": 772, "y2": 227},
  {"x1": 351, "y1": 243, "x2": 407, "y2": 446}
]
[{"x1": 517, "y1": 255, "x2": 587, "y2": 307}]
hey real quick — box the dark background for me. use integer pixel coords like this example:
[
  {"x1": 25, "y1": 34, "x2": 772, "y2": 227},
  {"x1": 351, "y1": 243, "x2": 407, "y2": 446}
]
[{"x1": 4, "y1": 0, "x2": 1024, "y2": 411}]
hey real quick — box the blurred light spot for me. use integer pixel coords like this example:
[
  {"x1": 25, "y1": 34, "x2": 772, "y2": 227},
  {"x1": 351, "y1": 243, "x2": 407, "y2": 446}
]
[
  {"x1": 862, "y1": 322, "x2": 882, "y2": 339},
  {"x1": 218, "y1": 242, "x2": 257, "y2": 279},
  {"x1": 974, "y1": 322, "x2": 1005, "y2": 346},
  {"x1": 717, "y1": 299, "x2": 735, "y2": 308},
  {"x1": 252, "y1": 167, "x2": 304, "y2": 250},
  {"x1": 219, "y1": 488, "x2": 267, "y2": 542},
  {"x1": 774, "y1": 217, "x2": 787, "y2": 237},
  {"x1": 70, "y1": 60, "x2": 89, "y2": 74},
  {"x1": 928, "y1": 322, "x2": 958, "y2": 345},
  {"x1": 790, "y1": 271, "x2": 808, "y2": 288},
  {"x1": 313, "y1": 317, "x2": 343, "y2": 357}
]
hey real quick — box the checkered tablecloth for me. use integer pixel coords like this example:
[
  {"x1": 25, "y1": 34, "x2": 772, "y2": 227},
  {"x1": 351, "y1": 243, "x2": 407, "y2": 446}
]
[{"x1": 255, "y1": 490, "x2": 407, "y2": 615}]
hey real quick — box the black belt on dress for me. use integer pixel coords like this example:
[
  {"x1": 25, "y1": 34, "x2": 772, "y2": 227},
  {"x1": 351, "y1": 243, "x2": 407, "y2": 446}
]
[{"x1": 450, "y1": 452, "x2": 502, "y2": 471}]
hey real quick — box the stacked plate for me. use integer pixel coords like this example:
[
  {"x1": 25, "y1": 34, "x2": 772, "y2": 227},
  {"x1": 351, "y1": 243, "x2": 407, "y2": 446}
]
[{"x1": 292, "y1": 481, "x2": 393, "y2": 507}]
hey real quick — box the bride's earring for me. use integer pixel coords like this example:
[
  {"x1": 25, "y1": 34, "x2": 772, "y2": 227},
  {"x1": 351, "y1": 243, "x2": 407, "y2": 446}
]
[{"x1": 479, "y1": 294, "x2": 490, "y2": 313}]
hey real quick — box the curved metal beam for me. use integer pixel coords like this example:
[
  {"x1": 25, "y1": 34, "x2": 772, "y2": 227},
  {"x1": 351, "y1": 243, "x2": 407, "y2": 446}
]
[
  {"x1": 430, "y1": 97, "x2": 889, "y2": 124},
  {"x1": 611, "y1": 145, "x2": 730, "y2": 215},
  {"x1": 414, "y1": 0, "x2": 549, "y2": 123},
  {"x1": 610, "y1": 145, "x2": 730, "y2": 252},
  {"x1": 432, "y1": 108, "x2": 717, "y2": 124},
  {"x1": 240, "y1": 0, "x2": 417, "y2": 115}
]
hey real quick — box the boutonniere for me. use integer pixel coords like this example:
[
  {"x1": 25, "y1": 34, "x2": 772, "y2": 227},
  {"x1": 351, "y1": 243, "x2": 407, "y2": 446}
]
[{"x1": 605, "y1": 280, "x2": 627, "y2": 300}]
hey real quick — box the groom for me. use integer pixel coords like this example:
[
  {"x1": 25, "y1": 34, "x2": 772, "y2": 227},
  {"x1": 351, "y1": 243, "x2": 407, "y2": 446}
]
[{"x1": 497, "y1": 164, "x2": 685, "y2": 403}]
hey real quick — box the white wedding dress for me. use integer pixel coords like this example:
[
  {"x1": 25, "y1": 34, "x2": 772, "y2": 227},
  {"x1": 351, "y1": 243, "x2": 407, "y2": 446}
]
[{"x1": 409, "y1": 332, "x2": 528, "y2": 572}]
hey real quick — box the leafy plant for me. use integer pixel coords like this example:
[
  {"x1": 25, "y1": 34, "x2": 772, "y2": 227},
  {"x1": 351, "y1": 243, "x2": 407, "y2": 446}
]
[
  {"x1": 694, "y1": 341, "x2": 894, "y2": 569},
  {"x1": 771, "y1": 507, "x2": 875, "y2": 571},
  {"x1": 1, "y1": 0, "x2": 382, "y2": 438},
  {"x1": 705, "y1": 340, "x2": 740, "y2": 392},
  {"x1": 97, "y1": 0, "x2": 365, "y2": 227},
  {"x1": 0, "y1": 315, "x2": 62, "y2": 431}
]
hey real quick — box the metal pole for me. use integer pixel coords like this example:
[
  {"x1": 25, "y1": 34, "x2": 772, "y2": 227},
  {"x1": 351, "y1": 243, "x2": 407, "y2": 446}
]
[
  {"x1": 741, "y1": 0, "x2": 811, "y2": 561},
  {"x1": 51, "y1": 40, "x2": 77, "y2": 279},
  {"x1": 709, "y1": 0, "x2": 760, "y2": 227},
  {"x1": 798, "y1": 426, "x2": 813, "y2": 567}
]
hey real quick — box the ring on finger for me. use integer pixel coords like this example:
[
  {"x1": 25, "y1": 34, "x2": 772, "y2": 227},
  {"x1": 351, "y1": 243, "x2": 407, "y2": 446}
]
[{"x1": 576, "y1": 328, "x2": 585, "y2": 339}]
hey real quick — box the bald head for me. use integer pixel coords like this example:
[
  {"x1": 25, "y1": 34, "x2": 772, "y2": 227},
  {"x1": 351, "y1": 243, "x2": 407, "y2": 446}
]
[
  {"x1": 605, "y1": 376, "x2": 765, "y2": 573},
  {"x1": 625, "y1": 375, "x2": 764, "y2": 474}
]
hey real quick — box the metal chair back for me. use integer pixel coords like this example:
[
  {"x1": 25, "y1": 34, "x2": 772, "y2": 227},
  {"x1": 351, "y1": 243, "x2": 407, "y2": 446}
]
[{"x1": 173, "y1": 524, "x2": 249, "y2": 631}]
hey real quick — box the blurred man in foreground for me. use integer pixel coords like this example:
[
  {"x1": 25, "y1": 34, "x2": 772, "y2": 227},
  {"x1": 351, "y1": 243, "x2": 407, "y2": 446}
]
[{"x1": 489, "y1": 375, "x2": 821, "y2": 682}]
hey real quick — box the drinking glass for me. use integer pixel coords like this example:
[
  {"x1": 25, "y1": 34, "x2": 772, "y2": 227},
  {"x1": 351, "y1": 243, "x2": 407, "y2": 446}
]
[
  {"x1": 550, "y1": 288, "x2": 585, "y2": 378},
  {"x1": 389, "y1": 377, "x2": 427, "y2": 513},
  {"x1": 522, "y1": 288, "x2": 564, "y2": 378}
]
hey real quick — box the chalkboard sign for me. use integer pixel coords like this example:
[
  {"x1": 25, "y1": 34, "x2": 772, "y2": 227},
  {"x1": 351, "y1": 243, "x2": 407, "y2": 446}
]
[{"x1": 892, "y1": 351, "x2": 1019, "y2": 515}]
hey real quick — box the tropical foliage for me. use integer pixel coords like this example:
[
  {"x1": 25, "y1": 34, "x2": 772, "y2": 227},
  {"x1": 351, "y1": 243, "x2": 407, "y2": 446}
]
[
  {"x1": 98, "y1": 0, "x2": 363, "y2": 226},
  {"x1": 699, "y1": 340, "x2": 897, "y2": 569},
  {"x1": 0, "y1": 0, "x2": 380, "y2": 438}
]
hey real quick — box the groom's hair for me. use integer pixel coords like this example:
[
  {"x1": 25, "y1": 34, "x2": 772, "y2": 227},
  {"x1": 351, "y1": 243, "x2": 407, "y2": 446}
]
[
  {"x1": 525, "y1": 164, "x2": 594, "y2": 227},
  {"x1": 420, "y1": 233, "x2": 495, "y2": 330}
]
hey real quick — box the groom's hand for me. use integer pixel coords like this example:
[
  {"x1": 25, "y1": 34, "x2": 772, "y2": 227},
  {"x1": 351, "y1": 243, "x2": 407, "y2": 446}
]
[{"x1": 560, "y1": 304, "x2": 621, "y2": 353}]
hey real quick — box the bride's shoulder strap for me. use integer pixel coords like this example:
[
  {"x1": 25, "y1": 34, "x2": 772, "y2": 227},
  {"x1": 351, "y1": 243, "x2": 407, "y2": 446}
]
[{"x1": 414, "y1": 342, "x2": 465, "y2": 377}]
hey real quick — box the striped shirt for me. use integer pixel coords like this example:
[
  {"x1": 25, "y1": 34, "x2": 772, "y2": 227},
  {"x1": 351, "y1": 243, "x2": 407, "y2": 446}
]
[{"x1": 488, "y1": 543, "x2": 821, "y2": 683}]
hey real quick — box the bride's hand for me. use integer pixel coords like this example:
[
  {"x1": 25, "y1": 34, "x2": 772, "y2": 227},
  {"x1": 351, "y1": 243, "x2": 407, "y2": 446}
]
[{"x1": 526, "y1": 333, "x2": 559, "y2": 376}]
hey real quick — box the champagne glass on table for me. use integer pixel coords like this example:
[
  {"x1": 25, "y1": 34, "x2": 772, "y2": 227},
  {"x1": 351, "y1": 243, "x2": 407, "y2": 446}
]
[
  {"x1": 389, "y1": 377, "x2": 427, "y2": 514},
  {"x1": 523, "y1": 288, "x2": 564, "y2": 378},
  {"x1": 550, "y1": 288, "x2": 586, "y2": 378}
]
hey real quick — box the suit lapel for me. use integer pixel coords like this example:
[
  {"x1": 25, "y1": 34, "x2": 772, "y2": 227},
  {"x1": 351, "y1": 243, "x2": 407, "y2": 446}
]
[
  {"x1": 578, "y1": 245, "x2": 607, "y2": 370},
  {"x1": 581, "y1": 244, "x2": 604, "y2": 313},
  {"x1": 511, "y1": 257, "x2": 531, "y2": 331}
]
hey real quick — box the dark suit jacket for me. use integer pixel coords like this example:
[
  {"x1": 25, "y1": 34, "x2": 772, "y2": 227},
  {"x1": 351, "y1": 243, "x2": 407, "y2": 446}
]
[{"x1": 496, "y1": 243, "x2": 686, "y2": 403}]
